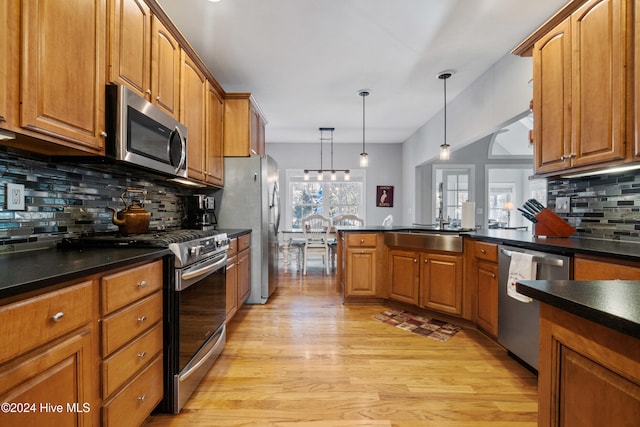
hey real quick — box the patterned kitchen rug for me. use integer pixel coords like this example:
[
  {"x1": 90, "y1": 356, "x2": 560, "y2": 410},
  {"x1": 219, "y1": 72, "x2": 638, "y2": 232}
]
[{"x1": 373, "y1": 309, "x2": 462, "y2": 342}]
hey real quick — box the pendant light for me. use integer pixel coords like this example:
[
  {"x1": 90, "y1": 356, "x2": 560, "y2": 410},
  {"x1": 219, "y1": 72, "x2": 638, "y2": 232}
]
[
  {"x1": 438, "y1": 71, "x2": 454, "y2": 160},
  {"x1": 304, "y1": 128, "x2": 350, "y2": 181},
  {"x1": 358, "y1": 89, "x2": 370, "y2": 167}
]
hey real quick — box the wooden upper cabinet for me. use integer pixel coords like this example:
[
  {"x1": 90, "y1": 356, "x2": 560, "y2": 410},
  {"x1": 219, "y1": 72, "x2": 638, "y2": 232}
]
[
  {"x1": 0, "y1": 0, "x2": 16, "y2": 129},
  {"x1": 570, "y1": 0, "x2": 627, "y2": 168},
  {"x1": 530, "y1": 0, "x2": 628, "y2": 176},
  {"x1": 151, "y1": 16, "x2": 180, "y2": 118},
  {"x1": 108, "y1": 0, "x2": 180, "y2": 118},
  {"x1": 108, "y1": 0, "x2": 151, "y2": 97},
  {"x1": 533, "y1": 19, "x2": 572, "y2": 175},
  {"x1": 224, "y1": 93, "x2": 266, "y2": 157},
  {"x1": 180, "y1": 51, "x2": 207, "y2": 182},
  {"x1": 206, "y1": 82, "x2": 225, "y2": 186},
  {"x1": 20, "y1": 0, "x2": 106, "y2": 154},
  {"x1": 635, "y1": 0, "x2": 640, "y2": 158}
]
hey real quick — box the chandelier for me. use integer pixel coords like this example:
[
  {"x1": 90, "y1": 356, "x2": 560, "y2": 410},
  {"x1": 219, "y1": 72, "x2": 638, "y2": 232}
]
[{"x1": 303, "y1": 128, "x2": 350, "y2": 181}]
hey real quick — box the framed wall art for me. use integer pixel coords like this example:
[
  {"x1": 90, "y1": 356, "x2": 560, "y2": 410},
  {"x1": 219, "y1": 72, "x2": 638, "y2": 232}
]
[{"x1": 376, "y1": 185, "x2": 394, "y2": 207}]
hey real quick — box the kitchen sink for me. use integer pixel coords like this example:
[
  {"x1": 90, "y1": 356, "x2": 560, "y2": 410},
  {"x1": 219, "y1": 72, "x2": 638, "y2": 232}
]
[{"x1": 384, "y1": 231, "x2": 463, "y2": 252}]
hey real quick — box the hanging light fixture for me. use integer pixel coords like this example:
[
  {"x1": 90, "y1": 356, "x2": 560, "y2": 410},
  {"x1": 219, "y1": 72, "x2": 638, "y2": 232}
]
[
  {"x1": 438, "y1": 71, "x2": 454, "y2": 160},
  {"x1": 358, "y1": 89, "x2": 370, "y2": 167},
  {"x1": 304, "y1": 128, "x2": 350, "y2": 181}
]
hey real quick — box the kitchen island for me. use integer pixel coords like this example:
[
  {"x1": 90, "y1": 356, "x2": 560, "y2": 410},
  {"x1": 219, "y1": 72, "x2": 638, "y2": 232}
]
[{"x1": 517, "y1": 280, "x2": 640, "y2": 427}]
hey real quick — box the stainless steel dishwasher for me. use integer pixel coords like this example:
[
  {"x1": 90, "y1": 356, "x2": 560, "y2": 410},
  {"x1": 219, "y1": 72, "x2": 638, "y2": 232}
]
[{"x1": 497, "y1": 245, "x2": 571, "y2": 372}]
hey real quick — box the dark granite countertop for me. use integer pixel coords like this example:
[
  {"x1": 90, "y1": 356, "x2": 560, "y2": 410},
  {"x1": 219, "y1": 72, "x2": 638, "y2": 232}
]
[
  {"x1": 218, "y1": 228, "x2": 251, "y2": 239},
  {"x1": 338, "y1": 226, "x2": 640, "y2": 261},
  {"x1": 0, "y1": 246, "x2": 171, "y2": 300},
  {"x1": 516, "y1": 280, "x2": 640, "y2": 339}
]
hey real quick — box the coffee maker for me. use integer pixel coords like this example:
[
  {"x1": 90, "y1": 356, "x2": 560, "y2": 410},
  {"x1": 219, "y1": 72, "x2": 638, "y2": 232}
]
[{"x1": 184, "y1": 195, "x2": 217, "y2": 230}]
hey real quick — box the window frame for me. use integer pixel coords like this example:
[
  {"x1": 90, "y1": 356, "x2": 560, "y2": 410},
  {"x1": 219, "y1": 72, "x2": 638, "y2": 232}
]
[{"x1": 285, "y1": 169, "x2": 366, "y2": 230}]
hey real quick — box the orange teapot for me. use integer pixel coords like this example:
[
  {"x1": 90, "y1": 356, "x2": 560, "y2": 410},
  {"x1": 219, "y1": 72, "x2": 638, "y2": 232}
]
[{"x1": 107, "y1": 189, "x2": 151, "y2": 234}]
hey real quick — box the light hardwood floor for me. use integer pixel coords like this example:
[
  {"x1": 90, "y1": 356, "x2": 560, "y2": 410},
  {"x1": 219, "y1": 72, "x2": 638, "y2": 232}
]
[{"x1": 146, "y1": 259, "x2": 537, "y2": 426}]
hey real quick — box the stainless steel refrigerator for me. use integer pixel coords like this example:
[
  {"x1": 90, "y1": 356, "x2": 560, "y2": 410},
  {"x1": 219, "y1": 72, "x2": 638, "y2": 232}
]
[{"x1": 218, "y1": 155, "x2": 279, "y2": 304}]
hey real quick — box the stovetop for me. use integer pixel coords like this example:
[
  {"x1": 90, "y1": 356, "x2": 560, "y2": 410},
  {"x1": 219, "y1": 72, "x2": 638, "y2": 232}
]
[{"x1": 61, "y1": 228, "x2": 223, "y2": 248}]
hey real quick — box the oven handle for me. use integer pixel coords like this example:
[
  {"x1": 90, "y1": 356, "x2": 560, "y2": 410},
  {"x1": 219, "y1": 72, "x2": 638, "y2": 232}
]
[{"x1": 179, "y1": 254, "x2": 227, "y2": 288}]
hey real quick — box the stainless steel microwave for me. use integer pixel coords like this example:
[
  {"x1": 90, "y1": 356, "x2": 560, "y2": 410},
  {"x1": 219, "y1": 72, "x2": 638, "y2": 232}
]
[{"x1": 105, "y1": 84, "x2": 188, "y2": 178}]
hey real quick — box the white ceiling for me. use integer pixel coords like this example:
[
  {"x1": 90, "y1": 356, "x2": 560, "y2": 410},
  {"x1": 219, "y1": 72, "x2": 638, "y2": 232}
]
[{"x1": 156, "y1": 0, "x2": 567, "y2": 145}]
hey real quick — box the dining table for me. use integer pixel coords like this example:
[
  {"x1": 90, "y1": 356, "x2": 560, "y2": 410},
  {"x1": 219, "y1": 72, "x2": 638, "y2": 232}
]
[{"x1": 280, "y1": 228, "x2": 337, "y2": 272}]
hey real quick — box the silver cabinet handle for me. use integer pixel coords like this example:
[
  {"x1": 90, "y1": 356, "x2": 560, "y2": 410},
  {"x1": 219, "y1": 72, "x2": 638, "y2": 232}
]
[
  {"x1": 137, "y1": 352, "x2": 147, "y2": 358},
  {"x1": 138, "y1": 394, "x2": 146, "y2": 401},
  {"x1": 137, "y1": 316, "x2": 147, "y2": 323},
  {"x1": 52, "y1": 312, "x2": 64, "y2": 322},
  {"x1": 100, "y1": 131, "x2": 107, "y2": 137},
  {"x1": 137, "y1": 280, "x2": 147, "y2": 288},
  {"x1": 145, "y1": 89, "x2": 152, "y2": 95},
  {"x1": 480, "y1": 249, "x2": 486, "y2": 254}
]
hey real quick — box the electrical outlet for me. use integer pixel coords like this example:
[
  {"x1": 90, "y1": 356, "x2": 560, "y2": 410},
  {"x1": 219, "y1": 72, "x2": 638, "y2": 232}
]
[
  {"x1": 6, "y1": 183, "x2": 25, "y2": 210},
  {"x1": 556, "y1": 196, "x2": 570, "y2": 213}
]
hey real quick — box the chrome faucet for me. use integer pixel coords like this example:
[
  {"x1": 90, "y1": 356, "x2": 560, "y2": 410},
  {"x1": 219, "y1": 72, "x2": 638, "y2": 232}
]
[{"x1": 437, "y1": 182, "x2": 449, "y2": 229}]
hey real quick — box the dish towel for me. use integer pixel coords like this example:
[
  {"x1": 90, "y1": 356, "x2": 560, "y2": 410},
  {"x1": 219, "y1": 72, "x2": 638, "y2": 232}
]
[{"x1": 507, "y1": 252, "x2": 536, "y2": 303}]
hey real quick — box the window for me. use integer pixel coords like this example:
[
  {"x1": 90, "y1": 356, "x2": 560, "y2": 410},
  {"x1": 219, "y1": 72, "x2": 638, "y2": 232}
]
[
  {"x1": 286, "y1": 169, "x2": 365, "y2": 229},
  {"x1": 488, "y1": 183, "x2": 515, "y2": 227},
  {"x1": 433, "y1": 166, "x2": 474, "y2": 227}
]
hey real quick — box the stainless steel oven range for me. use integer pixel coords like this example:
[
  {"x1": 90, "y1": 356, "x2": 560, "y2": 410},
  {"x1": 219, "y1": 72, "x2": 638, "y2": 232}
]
[
  {"x1": 66, "y1": 229, "x2": 229, "y2": 413},
  {"x1": 165, "y1": 230, "x2": 229, "y2": 413}
]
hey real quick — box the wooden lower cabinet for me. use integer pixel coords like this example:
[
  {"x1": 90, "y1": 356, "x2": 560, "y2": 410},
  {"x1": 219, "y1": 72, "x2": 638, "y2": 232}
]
[
  {"x1": 225, "y1": 237, "x2": 239, "y2": 321},
  {"x1": 574, "y1": 254, "x2": 640, "y2": 279},
  {"x1": 538, "y1": 304, "x2": 640, "y2": 426},
  {"x1": 342, "y1": 233, "x2": 381, "y2": 300},
  {"x1": 474, "y1": 261, "x2": 499, "y2": 337},
  {"x1": 387, "y1": 248, "x2": 463, "y2": 316},
  {"x1": 0, "y1": 279, "x2": 98, "y2": 426},
  {"x1": 100, "y1": 259, "x2": 164, "y2": 427},
  {"x1": 420, "y1": 253, "x2": 463, "y2": 315},
  {"x1": 237, "y1": 233, "x2": 251, "y2": 306},
  {"x1": 0, "y1": 330, "x2": 95, "y2": 427},
  {"x1": 388, "y1": 249, "x2": 419, "y2": 305}
]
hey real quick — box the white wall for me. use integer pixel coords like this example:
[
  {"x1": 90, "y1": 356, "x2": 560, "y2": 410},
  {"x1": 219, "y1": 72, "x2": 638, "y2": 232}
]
[
  {"x1": 402, "y1": 53, "x2": 534, "y2": 225},
  {"x1": 266, "y1": 142, "x2": 403, "y2": 226}
]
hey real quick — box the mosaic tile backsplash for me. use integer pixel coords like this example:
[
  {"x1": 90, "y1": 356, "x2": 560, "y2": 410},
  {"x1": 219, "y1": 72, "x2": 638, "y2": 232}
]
[
  {"x1": 548, "y1": 170, "x2": 640, "y2": 243},
  {"x1": 0, "y1": 147, "x2": 198, "y2": 253}
]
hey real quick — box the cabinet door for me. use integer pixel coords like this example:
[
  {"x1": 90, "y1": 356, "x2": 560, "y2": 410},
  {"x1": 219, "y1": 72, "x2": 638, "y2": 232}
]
[
  {"x1": 475, "y1": 261, "x2": 498, "y2": 337},
  {"x1": 225, "y1": 255, "x2": 238, "y2": 321},
  {"x1": 0, "y1": 331, "x2": 96, "y2": 427},
  {"x1": 570, "y1": 0, "x2": 626, "y2": 168},
  {"x1": 346, "y1": 248, "x2": 377, "y2": 297},
  {"x1": 237, "y1": 248, "x2": 251, "y2": 306},
  {"x1": 533, "y1": 18, "x2": 572, "y2": 174},
  {"x1": 574, "y1": 256, "x2": 640, "y2": 279},
  {"x1": 21, "y1": 0, "x2": 105, "y2": 154},
  {"x1": 636, "y1": 0, "x2": 640, "y2": 158},
  {"x1": 388, "y1": 250, "x2": 419, "y2": 305},
  {"x1": 108, "y1": 0, "x2": 151, "y2": 97},
  {"x1": 151, "y1": 16, "x2": 180, "y2": 118},
  {"x1": 206, "y1": 82, "x2": 224, "y2": 186},
  {"x1": 420, "y1": 253, "x2": 463, "y2": 315},
  {"x1": 180, "y1": 51, "x2": 207, "y2": 182},
  {"x1": 0, "y1": 0, "x2": 17, "y2": 129}
]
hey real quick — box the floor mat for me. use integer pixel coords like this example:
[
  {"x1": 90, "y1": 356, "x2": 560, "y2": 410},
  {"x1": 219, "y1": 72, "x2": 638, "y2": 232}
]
[{"x1": 373, "y1": 309, "x2": 462, "y2": 342}]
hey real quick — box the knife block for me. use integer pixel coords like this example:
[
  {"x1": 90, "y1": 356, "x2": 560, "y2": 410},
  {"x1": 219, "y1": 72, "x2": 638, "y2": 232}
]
[{"x1": 534, "y1": 208, "x2": 576, "y2": 237}]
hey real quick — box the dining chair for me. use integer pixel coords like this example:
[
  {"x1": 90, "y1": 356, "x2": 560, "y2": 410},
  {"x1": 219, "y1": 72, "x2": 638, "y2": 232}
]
[
  {"x1": 328, "y1": 214, "x2": 364, "y2": 269},
  {"x1": 301, "y1": 214, "x2": 331, "y2": 275}
]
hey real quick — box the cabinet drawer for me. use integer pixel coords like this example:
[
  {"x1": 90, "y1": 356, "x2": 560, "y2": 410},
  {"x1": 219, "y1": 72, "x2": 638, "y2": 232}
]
[
  {"x1": 238, "y1": 233, "x2": 251, "y2": 251},
  {"x1": 102, "y1": 354, "x2": 163, "y2": 427},
  {"x1": 346, "y1": 233, "x2": 377, "y2": 247},
  {"x1": 473, "y1": 241, "x2": 498, "y2": 263},
  {"x1": 0, "y1": 280, "x2": 93, "y2": 363},
  {"x1": 101, "y1": 260, "x2": 163, "y2": 315},
  {"x1": 227, "y1": 237, "x2": 238, "y2": 257},
  {"x1": 101, "y1": 291, "x2": 162, "y2": 357},
  {"x1": 102, "y1": 323, "x2": 163, "y2": 398}
]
